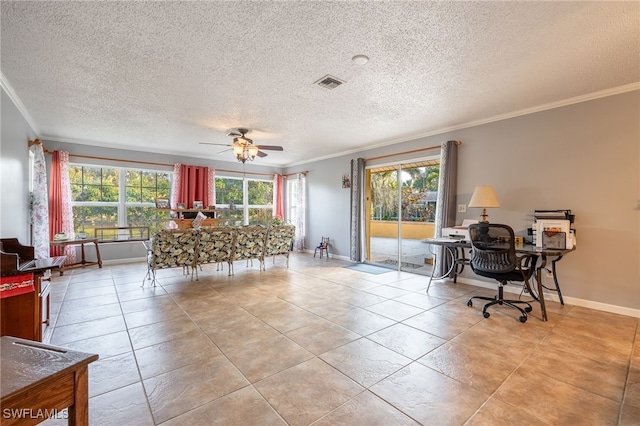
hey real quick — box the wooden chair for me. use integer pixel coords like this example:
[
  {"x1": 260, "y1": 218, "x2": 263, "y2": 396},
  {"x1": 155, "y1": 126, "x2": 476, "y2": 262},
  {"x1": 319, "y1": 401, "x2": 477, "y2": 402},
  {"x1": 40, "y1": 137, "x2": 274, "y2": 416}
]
[{"x1": 314, "y1": 237, "x2": 329, "y2": 259}]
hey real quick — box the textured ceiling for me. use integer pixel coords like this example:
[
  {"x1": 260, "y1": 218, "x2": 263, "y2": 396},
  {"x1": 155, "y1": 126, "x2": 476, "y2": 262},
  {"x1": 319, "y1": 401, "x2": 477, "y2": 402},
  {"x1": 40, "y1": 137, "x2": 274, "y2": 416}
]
[{"x1": 1, "y1": 1, "x2": 638, "y2": 167}]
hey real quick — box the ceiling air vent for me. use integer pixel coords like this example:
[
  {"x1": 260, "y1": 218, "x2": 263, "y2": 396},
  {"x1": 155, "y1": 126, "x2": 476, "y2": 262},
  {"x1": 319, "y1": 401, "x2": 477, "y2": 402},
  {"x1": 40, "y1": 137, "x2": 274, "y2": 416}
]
[{"x1": 314, "y1": 75, "x2": 345, "y2": 90}]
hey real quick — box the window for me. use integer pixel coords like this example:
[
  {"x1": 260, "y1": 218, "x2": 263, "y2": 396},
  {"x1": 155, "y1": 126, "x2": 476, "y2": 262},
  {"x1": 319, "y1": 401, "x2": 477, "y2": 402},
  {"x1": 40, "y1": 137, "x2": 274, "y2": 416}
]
[
  {"x1": 248, "y1": 179, "x2": 274, "y2": 225},
  {"x1": 125, "y1": 170, "x2": 171, "y2": 233},
  {"x1": 215, "y1": 176, "x2": 273, "y2": 225},
  {"x1": 287, "y1": 177, "x2": 301, "y2": 224},
  {"x1": 287, "y1": 174, "x2": 305, "y2": 248},
  {"x1": 70, "y1": 165, "x2": 171, "y2": 240},
  {"x1": 369, "y1": 161, "x2": 440, "y2": 222},
  {"x1": 215, "y1": 177, "x2": 244, "y2": 205}
]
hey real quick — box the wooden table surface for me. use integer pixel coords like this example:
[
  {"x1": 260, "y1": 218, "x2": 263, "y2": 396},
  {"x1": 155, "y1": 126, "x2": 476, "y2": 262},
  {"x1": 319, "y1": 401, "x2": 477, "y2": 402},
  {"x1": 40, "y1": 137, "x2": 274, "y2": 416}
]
[{"x1": 0, "y1": 337, "x2": 99, "y2": 425}]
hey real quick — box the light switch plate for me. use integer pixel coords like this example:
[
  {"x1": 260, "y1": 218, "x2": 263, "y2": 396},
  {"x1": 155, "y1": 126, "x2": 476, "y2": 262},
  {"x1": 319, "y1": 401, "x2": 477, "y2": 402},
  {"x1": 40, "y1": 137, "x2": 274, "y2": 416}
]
[{"x1": 458, "y1": 204, "x2": 467, "y2": 213}]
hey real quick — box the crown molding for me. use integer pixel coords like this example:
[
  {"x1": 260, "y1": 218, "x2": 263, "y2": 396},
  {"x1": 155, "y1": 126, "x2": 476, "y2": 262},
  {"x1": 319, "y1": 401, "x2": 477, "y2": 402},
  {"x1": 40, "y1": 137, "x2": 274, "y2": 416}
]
[{"x1": 0, "y1": 72, "x2": 40, "y2": 136}]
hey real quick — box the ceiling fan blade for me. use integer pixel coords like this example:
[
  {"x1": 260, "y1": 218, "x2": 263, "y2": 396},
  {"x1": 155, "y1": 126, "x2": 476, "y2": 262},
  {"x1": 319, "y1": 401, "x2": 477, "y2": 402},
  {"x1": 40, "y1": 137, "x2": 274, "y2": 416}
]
[
  {"x1": 256, "y1": 145, "x2": 283, "y2": 151},
  {"x1": 200, "y1": 142, "x2": 232, "y2": 147},
  {"x1": 257, "y1": 150, "x2": 268, "y2": 158}
]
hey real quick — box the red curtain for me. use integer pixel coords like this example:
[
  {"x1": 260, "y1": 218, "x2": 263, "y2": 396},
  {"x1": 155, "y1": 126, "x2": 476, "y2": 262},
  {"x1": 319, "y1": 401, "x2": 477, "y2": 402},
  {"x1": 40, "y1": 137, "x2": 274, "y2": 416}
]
[
  {"x1": 177, "y1": 165, "x2": 210, "y2": 208},
  {"x1": 273, "y1": 174, "x2": 284, "y2": 219},
  {"x1": 49, "y1": 151, "x2": 63, "y2": 256}
]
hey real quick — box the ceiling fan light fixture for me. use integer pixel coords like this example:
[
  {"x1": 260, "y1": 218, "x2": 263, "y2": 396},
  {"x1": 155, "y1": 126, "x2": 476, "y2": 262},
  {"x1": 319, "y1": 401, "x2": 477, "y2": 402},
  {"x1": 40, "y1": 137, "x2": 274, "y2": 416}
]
[
  {"x1": 248, "y1": 144, "x2": 259, "y2": 159},
  {"x1": 213, "y1": 127, "x2": 281, "y2": 163}
]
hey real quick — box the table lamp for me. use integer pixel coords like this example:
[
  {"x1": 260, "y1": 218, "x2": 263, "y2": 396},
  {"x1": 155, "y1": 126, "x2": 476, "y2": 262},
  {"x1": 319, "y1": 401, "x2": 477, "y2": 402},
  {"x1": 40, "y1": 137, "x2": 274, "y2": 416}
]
[{"x1": 468, "y1": 185, "x2": 500, "y2": 222}]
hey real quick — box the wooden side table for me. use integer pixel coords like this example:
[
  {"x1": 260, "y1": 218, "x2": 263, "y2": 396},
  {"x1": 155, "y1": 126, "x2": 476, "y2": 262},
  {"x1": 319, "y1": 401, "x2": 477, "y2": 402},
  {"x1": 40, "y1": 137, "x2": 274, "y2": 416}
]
[
  {"x1": 0, "y1": 337, "x2": 99, "y2": 425},
  {"x1": 49, "y1": 238, "x2": 102, "y2": 275}
]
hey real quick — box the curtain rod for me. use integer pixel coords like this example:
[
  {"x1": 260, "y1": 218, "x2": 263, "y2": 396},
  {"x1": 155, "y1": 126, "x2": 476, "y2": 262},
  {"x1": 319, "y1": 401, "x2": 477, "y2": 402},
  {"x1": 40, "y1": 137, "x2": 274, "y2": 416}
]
[
  {"x1": 69, "y1": 153, "x2": 174, "y2": 167},
  {"x1": 283, "y1": 171, "x2": 308, "y2": 178},
  {"x1": 67, "y1": 153, "x2": 279, "y2": 177},
  {"x1": 28, "y1": 139, "x2": 52, "y2": 154},
  {"x1": 364, "y1": 141, "x2": 461, "y2": 162}
]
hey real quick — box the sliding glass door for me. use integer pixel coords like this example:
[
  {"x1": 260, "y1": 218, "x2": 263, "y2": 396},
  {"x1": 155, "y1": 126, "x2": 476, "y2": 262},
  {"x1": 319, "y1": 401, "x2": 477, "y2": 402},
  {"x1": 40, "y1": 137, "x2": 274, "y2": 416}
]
[
  {"x1": 368, "y1": 168, "x2": 399, "y2": 267},
  {"x1": 366, "y1": 160, "x2": 439, "y2": 274}
]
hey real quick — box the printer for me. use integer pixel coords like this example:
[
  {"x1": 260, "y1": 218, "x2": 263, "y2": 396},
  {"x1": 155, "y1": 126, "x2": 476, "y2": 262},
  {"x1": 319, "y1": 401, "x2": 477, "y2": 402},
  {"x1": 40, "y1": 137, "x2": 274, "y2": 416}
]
[{"x1": 441, "y1": 219, "x2": 479, "y2": 241}]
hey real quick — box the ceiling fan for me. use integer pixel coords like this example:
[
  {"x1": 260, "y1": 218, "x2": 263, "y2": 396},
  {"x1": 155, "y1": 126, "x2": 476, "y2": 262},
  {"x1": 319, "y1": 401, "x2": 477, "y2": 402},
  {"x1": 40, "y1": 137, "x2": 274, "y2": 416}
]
[{"x1": 200, "y1": 128, "x2": 283, "y2": 163}]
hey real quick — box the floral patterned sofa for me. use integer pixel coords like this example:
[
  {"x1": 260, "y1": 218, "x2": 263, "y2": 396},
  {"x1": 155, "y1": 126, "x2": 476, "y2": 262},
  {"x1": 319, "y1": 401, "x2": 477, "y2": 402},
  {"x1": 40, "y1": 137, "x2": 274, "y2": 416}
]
[
  {"x1": 145, "y1": 229, "x2": 198, "y2": 285},
  {"x1": 231, "y1": 225, "x2": 269, "y2": 275},
  {"x1": 144, "y1": 225, "x2": 295, "y2": 285},
  {"x1": 193, "y1": 226, "x2": 236, "y2": 280},
  {"x1": 264, "y1": 225, "x2": 296, "y2": 268}
]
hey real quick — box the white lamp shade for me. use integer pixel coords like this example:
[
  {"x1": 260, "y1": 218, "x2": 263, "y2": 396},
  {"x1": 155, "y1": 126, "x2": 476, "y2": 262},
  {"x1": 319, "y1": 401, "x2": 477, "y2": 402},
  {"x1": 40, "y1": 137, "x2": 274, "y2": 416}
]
[{"x1": 468, "y1": 185, "x2": 500, "y2": 208}]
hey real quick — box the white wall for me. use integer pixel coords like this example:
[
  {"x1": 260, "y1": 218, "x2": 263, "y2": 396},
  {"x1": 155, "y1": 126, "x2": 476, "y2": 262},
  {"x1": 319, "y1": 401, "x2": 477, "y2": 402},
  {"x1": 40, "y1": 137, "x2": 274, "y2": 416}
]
[
  {"x1": 1, "y1": 88, "x2": 36, "y2": 243},
  {"x1": 300, "y1": 156, "x2": 353, "y2": 256}
]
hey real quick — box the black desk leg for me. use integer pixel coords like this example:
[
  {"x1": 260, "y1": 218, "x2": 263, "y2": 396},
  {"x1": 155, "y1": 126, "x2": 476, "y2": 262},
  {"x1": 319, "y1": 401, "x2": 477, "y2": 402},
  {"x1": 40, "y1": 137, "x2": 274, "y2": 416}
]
[
  {"x1": 452, "y1": 247, "x2": 469, "y2": 283},
  {"x1": 551, "y1": 255, "x2": 565, "y2": 305},
  {"x1": 536, "y1": 256, "x2": 549, "y2": 322}
]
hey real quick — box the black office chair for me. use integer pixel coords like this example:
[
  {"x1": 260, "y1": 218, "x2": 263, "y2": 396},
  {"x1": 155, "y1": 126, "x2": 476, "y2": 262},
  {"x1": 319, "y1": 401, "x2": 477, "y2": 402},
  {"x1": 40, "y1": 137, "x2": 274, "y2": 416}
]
[{"x1": 466, "y1": 223, "x2": 536, "y2": 323}]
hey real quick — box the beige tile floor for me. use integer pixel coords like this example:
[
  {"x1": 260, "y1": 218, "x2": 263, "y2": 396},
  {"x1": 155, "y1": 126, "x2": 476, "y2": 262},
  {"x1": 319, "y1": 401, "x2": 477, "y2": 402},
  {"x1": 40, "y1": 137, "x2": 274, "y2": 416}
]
[{"x1": 38, "y1": 252, "x2": 638, "y2": 425}]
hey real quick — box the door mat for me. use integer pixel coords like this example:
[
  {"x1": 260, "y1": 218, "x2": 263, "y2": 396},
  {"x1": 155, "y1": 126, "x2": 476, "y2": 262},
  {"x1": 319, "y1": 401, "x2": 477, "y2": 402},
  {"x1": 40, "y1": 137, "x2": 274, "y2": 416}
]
[
  {"x1": 344, "y1": 263, "x2": 393, "y2": 275},
  {"x1": 380, "y1": 259, "x2": 423, "y2": 269}
]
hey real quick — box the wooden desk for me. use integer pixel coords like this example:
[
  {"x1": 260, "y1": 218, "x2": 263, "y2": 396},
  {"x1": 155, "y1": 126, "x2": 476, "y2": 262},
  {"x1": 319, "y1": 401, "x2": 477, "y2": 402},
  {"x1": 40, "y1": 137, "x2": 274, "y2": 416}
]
[
  {"x1": 423, "y1": 238, "x2": 575, "y2": 321},
  {"x1": 0, "y1": 337, "x2": 98, "y2": 426},
  {"x1": 49, "y1": 238, "x2": 102, "y2": 275}
]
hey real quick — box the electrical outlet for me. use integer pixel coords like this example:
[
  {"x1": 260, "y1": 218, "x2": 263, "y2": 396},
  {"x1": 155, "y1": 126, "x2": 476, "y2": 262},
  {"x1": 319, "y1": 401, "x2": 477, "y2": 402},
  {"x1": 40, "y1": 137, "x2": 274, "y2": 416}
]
[{"x1": 458, "y1": 204, "x2": 467, "y2": 213}]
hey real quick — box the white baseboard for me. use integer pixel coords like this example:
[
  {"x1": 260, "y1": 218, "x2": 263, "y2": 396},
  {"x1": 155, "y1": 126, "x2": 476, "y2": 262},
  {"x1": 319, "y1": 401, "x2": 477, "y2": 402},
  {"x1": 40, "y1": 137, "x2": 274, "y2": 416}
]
[
  {"x1": 101, "y1": 257, "x2": 147, "y2": 265},
  {"x1": 301, "y1": 249, "x2": 350, "y2": 261},
  {"x1": 446, "y1": 277, "x2": 640, "y2": 319}
]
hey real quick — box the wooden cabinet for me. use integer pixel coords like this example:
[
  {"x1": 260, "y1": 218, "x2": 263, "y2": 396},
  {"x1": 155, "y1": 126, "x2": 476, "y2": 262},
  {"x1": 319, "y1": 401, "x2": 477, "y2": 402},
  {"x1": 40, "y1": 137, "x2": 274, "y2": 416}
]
[
  {"x1": 1, "y1": 273, "x2": 50, "y2": 342},
  {"x1": 0, "y1": 256, "x2": 64, "y2": 342},
  {"x1": 155, "y1": 208, "x2": 243, "y2": 228}
]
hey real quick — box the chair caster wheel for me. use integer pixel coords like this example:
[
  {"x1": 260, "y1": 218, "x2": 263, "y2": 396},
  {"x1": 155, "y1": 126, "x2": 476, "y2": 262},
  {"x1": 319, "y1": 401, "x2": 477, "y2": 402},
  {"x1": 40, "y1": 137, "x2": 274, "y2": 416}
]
[
  {"x1": 525, "y1": 306, "x2": 533, "y2": 313},
  {"x1": 467, "y1": 300, "x2": 473, "y2": 307},
  {"x1": 519, "y1": 316, "x2": 527, "y2": 323},
  {"x1": 483, "y1": 312, "x2": 490, "y2": 318}
]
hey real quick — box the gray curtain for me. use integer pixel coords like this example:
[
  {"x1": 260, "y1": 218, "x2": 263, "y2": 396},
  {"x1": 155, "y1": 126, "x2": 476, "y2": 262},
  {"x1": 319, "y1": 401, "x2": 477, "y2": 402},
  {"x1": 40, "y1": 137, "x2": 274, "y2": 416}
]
[
  {"x1": 434, "y1": 140, "x2": 458, "y2": 277},
  {"x1": 349, "y1": 158, "x2": 365, "y2": 261},
  {"x1": 292, "y1": 173, "x2": 306, "y2": 250}
]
